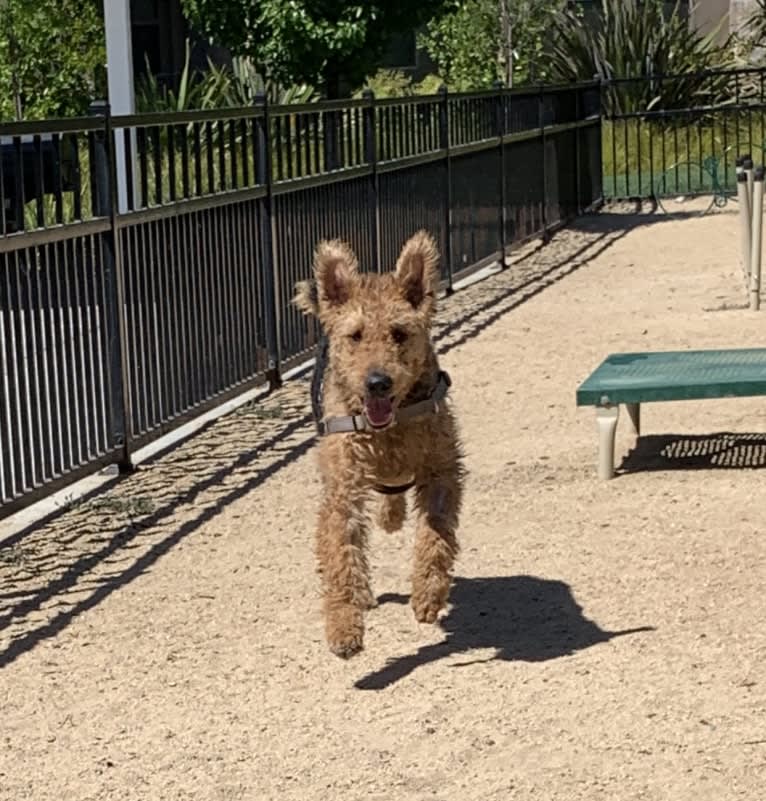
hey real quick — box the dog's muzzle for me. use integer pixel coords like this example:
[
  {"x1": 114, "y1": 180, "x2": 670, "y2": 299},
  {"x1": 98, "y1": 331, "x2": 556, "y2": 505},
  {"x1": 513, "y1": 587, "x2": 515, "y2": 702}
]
[{"x1": 316, "y1": 371, "x2": 452, "y2": 436}]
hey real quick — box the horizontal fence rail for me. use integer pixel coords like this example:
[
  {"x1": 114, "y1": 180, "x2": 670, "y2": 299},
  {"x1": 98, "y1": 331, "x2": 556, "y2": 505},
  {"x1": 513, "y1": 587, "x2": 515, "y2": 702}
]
[{"x1": 0, "y1": 82, "x2": 602, "y2": 519}]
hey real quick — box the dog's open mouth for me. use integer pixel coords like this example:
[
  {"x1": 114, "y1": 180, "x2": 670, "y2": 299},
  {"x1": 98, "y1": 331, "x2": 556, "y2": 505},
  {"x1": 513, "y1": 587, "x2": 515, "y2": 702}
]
[{"x1": 363, "y1": 396, "x2": 395, "y2": 429}]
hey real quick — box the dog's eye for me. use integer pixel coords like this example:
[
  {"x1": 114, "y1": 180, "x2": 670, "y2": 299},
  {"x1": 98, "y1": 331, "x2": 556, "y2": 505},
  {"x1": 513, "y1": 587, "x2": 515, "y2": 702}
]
[
  {"x1": 391, "y1": 328, "x2": 408, "y2": 345},
  {"x1": 349, "y1": 330, "x2": 363, "y2": 343}
]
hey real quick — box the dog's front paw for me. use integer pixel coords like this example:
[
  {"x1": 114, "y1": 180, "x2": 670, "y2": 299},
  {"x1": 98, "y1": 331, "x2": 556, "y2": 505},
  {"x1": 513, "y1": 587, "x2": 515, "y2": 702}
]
[
  {"x1": 359, "y1": 586, "x2": 378, "y2": 610},
  {"x1": 411, "y1": 586, "x2": 449, "y2": 624},
  {"x1": 326, "y1": 604, "x2": 365, "y2": 659}
]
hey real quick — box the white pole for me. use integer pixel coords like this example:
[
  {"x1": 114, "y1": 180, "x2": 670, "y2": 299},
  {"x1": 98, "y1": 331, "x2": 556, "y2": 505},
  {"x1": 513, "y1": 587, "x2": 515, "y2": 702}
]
[
  {"x1": 744, "y1": 155, "x2": 754, "y2": 211},
  {"x1": 737, "y1": 161, "x2": 751, "y2": 286},
  {"x1": 103, "y1": 0, "x2": 136, "y2": 212},
  {"x1": 750, "y1": 166, "x2": 763, "y2": 311}
]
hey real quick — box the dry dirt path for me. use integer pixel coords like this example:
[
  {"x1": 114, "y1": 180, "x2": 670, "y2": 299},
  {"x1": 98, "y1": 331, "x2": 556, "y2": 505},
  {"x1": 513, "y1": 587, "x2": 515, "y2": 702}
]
[{"x1": 3, "y1": 206, "x2": 766, "y2": 800}]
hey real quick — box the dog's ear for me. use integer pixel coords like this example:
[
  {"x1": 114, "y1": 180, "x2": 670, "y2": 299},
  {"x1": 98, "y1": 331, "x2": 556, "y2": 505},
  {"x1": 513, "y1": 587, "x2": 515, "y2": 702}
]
[
  {"x1": 313, "y1": 239, "x2": 359, "y2": 308},
  {"x1": 292, "y1": 279, "x2": 319, "y2": 317},
  {"x1": 394, "y1": 230, "x2": 440, "y2": 314}
]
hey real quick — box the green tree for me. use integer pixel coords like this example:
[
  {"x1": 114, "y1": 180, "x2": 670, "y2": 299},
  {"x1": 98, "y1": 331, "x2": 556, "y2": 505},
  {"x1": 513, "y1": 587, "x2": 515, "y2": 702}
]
[
  {"x1": 0, "y1": 0, "x2": 105, "y2": 120},
  {"x1": 746, "y1": 1, "x2": 766, "y2": 49},
  {"x1": 419, "y1": 0, "x2": 565, "y2": 91},
  {"x1": 180, "y1": 0, "x2": 451, "y2": 97}
]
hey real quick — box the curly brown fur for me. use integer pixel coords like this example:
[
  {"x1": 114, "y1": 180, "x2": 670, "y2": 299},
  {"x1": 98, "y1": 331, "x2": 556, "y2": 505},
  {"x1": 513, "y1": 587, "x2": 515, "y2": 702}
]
[
  {"x1": 294, "y1": 230, "x2": 465, "y2": 659},
  {"x1": 378, "y1": 494, "x2": 407, "y2": 533}
]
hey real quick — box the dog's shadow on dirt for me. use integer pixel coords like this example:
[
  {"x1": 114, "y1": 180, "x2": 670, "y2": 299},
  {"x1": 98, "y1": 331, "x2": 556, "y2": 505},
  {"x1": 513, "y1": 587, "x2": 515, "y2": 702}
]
[{"x1": 355, "y1": 575, "x2": 653, "y2": 690}]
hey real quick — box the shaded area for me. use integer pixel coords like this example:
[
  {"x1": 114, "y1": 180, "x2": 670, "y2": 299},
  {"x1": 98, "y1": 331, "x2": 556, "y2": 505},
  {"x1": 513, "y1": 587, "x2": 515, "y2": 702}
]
[
  {"x1": 619, "y1": 432, "x2": 766, "y2": 474},
  {"x1": 356, "y1": 575, "x2": 653, "y2": 690}
]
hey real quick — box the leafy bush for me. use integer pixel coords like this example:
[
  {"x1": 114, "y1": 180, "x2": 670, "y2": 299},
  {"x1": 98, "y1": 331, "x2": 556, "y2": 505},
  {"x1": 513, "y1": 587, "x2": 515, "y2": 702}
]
[
  {"x1": 135, "y1": 42, "x2": 226, "y2": 113},
  {"x1": 419, "y1": 0, "x2": 501, "y2": 90},
  {"x1": 206, "y1": 56, "x2": 319, "y2": 106},
  {"x1": 354, "y1": 69, "x2": 417, "y2": 99},
  {"x1": 135, "y1": 40, "x2": 318, "y2": 113},
  {"x1": 180, "y1": 0, "x2": 451, "y2": 97},
  {"x1": 548, "y1": 0, "x2": 737, "y2": 114},
  {"x1": 419, "y1": 0, "x2": 565, "y2": 91},
  {"x1": 0, "y1": 0, "x2": 105, "y2": 120},
  {"x1": 353, "y1": 69, "x2": 452, "y2": 99}
]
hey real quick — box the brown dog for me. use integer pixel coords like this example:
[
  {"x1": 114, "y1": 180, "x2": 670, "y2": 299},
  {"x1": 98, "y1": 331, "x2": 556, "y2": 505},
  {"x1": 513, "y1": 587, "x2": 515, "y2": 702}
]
[{"x1": 293, "y1": 230, "x2": 465, "y2": 658}]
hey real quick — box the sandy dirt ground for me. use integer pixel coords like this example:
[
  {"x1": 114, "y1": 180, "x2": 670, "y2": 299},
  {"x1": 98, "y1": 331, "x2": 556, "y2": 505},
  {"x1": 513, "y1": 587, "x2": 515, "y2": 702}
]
[{"x1": 3, "y1": 203, "x2": 766, "y2": 801}]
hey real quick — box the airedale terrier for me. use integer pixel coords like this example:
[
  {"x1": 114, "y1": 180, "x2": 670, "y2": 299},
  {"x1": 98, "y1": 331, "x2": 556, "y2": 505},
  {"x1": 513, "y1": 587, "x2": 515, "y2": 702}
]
[{"x1": 293, "y1": 230, "x2": 465, "y2": 658}]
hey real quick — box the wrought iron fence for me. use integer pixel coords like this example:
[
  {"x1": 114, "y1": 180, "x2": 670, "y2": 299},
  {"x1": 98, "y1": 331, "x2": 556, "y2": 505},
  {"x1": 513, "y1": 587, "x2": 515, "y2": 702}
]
[
  {"x1": 602, "y1": 67, "x2": 766, "y2": 202},
  {"x1": 0, "y1": 81, "x2": 602, "y2": 519}
]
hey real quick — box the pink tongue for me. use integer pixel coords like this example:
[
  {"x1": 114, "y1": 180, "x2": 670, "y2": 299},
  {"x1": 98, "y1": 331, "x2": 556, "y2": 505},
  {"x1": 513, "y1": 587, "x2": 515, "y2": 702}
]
[{"x1": 365, "y1": 397, "x2": 393, "y2": 426}]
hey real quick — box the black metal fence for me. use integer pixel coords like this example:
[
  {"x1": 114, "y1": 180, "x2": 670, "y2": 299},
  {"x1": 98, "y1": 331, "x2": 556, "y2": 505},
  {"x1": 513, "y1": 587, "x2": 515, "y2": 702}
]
[
  {"x1": 603, "y1": 67, "x2": 766, "y2": 201},
  {"x1": 0, "y1": 81, "x2": 602, "y2": 519}
]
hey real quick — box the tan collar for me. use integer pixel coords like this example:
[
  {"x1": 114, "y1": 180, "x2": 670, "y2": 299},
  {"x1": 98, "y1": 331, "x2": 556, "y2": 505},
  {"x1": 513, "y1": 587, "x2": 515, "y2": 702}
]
[{"x1": 317, "y1": 371, "x2": 452, "y2": 436}]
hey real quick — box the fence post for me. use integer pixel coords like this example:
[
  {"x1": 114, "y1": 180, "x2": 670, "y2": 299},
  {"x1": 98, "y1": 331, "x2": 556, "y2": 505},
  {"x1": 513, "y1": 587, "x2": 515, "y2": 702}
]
[
  {"x1": 322, "y1": 105, "x2": 340, "y2": 173},
  {"x1": 493, "y1": 80, "x2": 507, "y2": 267},
  {"x1": 255, "y1": 92, "x2": 282, "y2": 391},
  {"x1": 593, "y1": 74, "x2": 605, "y2": 207},
  {"x1": 574, "y1": 84, "x2": 583, "y2": 216},
  {"x1": 538, "y1": 84, "x2": 550, "y2": 243},
  {"x1": 361, "y1": 89, "x2": 380, "y2": 273},
  {"x1": 438, "y1": 84, "x2": 454, "y2": 293},
  {"x1": 88, "y1": 100, "x2": 133, "y2": 472}
]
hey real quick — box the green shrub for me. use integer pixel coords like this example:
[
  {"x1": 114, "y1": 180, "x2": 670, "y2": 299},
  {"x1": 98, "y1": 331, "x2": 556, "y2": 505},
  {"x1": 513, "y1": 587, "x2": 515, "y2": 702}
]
[
  {"x1": 136, "y1": 41, "x2": 318, "y2": 113},
  {"x1": 354, "y1": 70, "x2": 448, "y2": 99},
  {"x1": 549, "y1": 0, "x2": 737, "y2": 114},
  {"x1": 354, "y1": 69, "x2": 417, "y2": 99},
  {"x1": 135, "y1": 41, "x2": 224, "y2": 114},
  {"x1": 206, "y1": 56, "x2": 319, "y2": 106},
  {"x1": 0, "y1": 0, "x2": 105, "y2": 120}
]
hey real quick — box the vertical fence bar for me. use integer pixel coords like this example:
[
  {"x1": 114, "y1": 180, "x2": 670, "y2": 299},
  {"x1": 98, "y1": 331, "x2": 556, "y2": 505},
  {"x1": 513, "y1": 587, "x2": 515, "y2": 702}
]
[
  {"x1": 12, "y1": 136, "x2": 24, "y2": 231},
  {"x1": 255, "y1": 93, "x2": 281, "y2": 390},
  {"x1": 438, "y1": 85, "x2": 453, "y2": 292},
  {"x1": 89, "y1": 101, "x2": 132, "y2": 470},
  {"x1": 323, "y1": 107, "x2": 339, "y2": 173},
  {"x1": 539, "y1": 85, "x2": 549, "y2": 241},
  {"x1": 494, "y1": 81, "x2": 507, "y2": 266},
  {"x1": 362, "y1": 89, "x2": 380, "y2": 273}
]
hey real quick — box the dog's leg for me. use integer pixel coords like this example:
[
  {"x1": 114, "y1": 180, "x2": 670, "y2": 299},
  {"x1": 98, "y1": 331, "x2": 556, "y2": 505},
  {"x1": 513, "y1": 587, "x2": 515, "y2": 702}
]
[
  {"x1": 378, "y1": 493, "x2": 407, "y2": 533},
  {"x1": 410, "y1": 463, "x2": 462, "y2": 624},
  {"x1": 316, "y1": 486, "x2": 372, "y2": 658}
]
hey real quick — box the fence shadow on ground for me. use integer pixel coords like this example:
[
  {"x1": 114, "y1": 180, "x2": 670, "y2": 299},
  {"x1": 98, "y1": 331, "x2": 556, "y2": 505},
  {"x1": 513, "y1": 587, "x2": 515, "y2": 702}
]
[
  {"x1": 354, "y1": 575, "x2": 654, "y2": 690},
  {"x1": 0, "y1": 214, "x2": 676, "y2": 668},
  {"x1": 0, "y1": 397, "x2": 316, "y2": 669},
  {"x1": 618, "y1": 432, "x2": 766, "y2": 475}
]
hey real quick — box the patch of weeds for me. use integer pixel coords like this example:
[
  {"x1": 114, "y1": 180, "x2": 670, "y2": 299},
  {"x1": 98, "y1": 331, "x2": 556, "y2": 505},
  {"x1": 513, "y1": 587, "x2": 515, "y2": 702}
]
[
  {"x1": 236, "y1": 401, "x2": 285, "y2": 419},
  {"x1": 0, "y1": 542, "x2": 39, "y2": 570},
  {"x1": 703, "y1": 301, "x2": 749, "y2": 312},
  {"x1": 78, "y1": 495, "x2": 156, "y2": 518}
]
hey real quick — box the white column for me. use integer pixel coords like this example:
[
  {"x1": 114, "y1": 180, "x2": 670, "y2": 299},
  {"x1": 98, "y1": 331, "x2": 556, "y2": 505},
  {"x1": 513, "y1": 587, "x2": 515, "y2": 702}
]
[{"x1": 103, "y1": 0, "x2": 136, "y2": 212}]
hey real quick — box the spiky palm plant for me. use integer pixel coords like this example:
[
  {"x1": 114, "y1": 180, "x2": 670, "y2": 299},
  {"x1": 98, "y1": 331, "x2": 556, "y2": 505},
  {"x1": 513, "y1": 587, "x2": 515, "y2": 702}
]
[{"x1": 549, "y1": 0, "x2": 737, "y2": 114}]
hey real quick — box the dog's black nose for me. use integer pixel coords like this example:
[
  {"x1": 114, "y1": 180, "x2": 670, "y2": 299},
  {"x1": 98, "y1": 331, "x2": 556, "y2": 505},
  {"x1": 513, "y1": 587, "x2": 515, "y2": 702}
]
[{"x1": 366, "y1": 371, "x2": 393, "y2": 397}]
